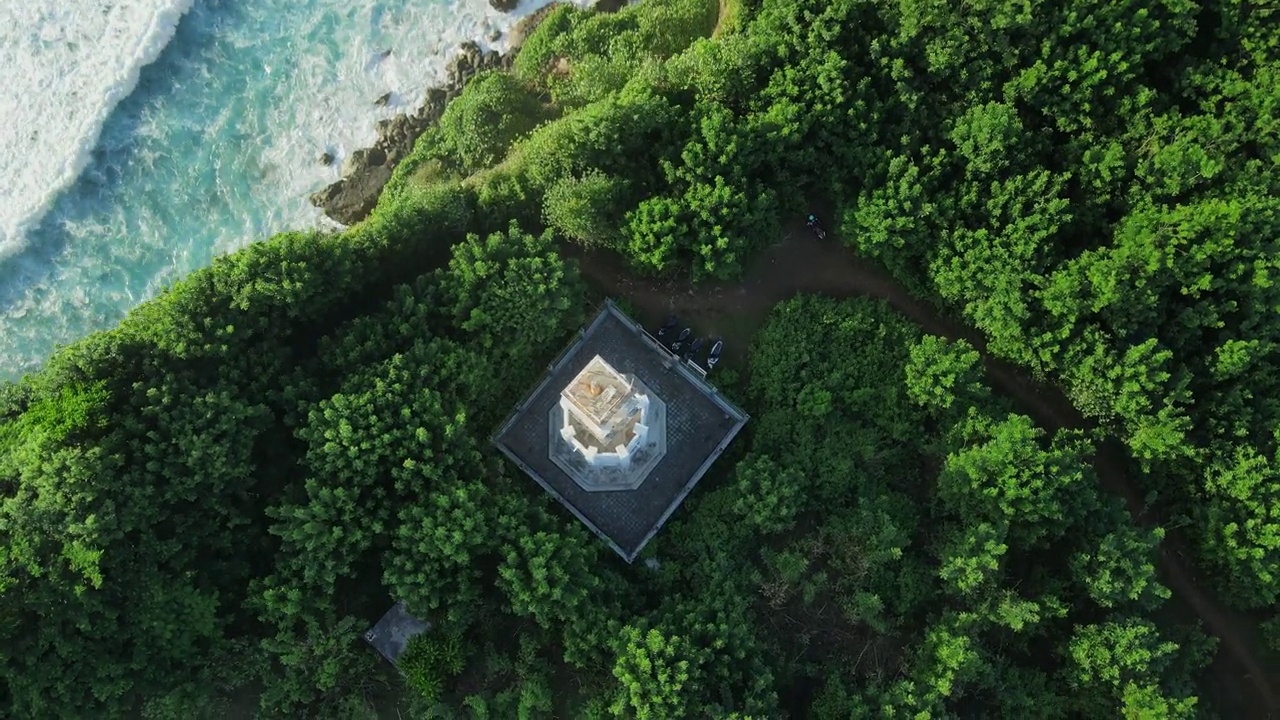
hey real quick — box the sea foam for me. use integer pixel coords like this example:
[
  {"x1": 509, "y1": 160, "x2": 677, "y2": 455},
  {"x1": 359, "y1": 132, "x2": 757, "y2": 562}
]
[
  {"x1": 0, "y1": 0, "x2": 193, "y2": 258},
  {"x1": 0, "y1": 0, "x2": 593, "y2": 379}
]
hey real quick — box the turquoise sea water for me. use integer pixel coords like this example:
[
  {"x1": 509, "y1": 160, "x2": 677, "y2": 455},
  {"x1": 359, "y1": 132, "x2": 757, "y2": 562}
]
[{"x1": 0, "y1": 0, "x2": 564, "y2": 380}]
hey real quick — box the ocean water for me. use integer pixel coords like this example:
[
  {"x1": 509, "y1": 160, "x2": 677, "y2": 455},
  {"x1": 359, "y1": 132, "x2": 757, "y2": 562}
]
[{"x1": 0, "y1": 0, "x2": 583, "y2": 381}]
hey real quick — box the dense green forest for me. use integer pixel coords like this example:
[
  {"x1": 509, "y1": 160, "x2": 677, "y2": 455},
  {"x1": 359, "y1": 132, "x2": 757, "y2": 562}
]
[{"x1": 2, "y1": 0, "x2": 1277, "y2": 716}]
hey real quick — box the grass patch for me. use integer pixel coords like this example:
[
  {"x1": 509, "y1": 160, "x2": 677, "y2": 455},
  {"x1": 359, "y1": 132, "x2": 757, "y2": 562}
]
[
  {"x1": 511, "y1": 5, "x2": 581, "y2": 84},
  {"x1": 714, "y1": 0, "x2": 746, "y2": 37},
  {"x1": 408, "y1": 158, "x2": 451, "y2": 189}
]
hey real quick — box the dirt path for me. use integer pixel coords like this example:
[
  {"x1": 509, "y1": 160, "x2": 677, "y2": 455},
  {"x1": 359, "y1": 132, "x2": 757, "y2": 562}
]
[
  {"x1": 562, "y1": 222, "x2": 1279, "y2": 716},
  {"x1": 712, "y1": 0, "x2": 733, "y2": 38}
]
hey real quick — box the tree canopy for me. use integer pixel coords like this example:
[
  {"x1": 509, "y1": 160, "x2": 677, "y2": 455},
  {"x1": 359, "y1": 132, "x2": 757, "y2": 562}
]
[{"x1": 2, "y1": 0, "x2": 1277, "y2": 714}]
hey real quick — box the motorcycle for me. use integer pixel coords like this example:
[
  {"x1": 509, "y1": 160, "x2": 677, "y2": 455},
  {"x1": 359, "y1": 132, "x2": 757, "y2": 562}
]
[
  {"x1": 806, "y1": 214, "x2": 827, "y2": 241},
  {"x1": 707, "y1": 340, "x2": 723, "y2": 370},
  {"x1": 657, "y1": 314, "x2": 678, "y2": 337},
  {"x1": 670, "y1": 327, "x2": 692, "y2": 352},
  {"x1": 683, "y1": 337, "x2": 704, "y2": 362}
]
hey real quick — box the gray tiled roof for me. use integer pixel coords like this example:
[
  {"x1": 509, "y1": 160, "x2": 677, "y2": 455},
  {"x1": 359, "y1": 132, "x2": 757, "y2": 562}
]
[{"x1": 493, "y1": 300, "x2": 748, "y2": 562}]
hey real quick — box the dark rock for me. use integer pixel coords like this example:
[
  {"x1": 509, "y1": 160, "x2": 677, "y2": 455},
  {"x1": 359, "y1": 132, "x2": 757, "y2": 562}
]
[
  {"x1": 447, "y1": 41, "x2": 484, "y2": 79},
  {"x1": 489, "y1": 0, "x2": 519, "y2": 11},
  {"x1": 421, "y1": 88, "x2": 448, "y2": 115},
  {"x1": 377, "y1": 48, "x2": 392, "y2": 61},
  {"x1": 341, "y1": 147, "x2": 387, "y2": 177},
  {"x1": 451, "y1": 47, "x2": 505, "y2": 90},
  {"x1": 488, "y1": 29, "x2": 503, "y2": 42},
  {"x1": 309, "y1": 163, "x2": 394, "y2": 226},
  {"x1": 319, "y1": 152, "x2": 334, "y2": 166},
  {"x1": 592, "y1": 0, "x2": 628, "y2": 11},
  {"x1": 374, "y1": 91, "x2": 392, "y2": 107},
  {"x1": 374, "y1": 113, "x2": 432, "y2": 166}
]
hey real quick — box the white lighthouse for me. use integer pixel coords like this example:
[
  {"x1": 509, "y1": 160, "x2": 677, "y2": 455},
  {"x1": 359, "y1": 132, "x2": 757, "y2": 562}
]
[{"x1": 558, "y1": 355, "x2": 651, "y2": 468}]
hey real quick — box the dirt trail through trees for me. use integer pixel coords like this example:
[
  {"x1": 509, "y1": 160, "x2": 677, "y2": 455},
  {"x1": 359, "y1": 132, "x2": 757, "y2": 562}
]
[{"x1": 561, "y1": 223, "x2": 1280, "y2": 715}]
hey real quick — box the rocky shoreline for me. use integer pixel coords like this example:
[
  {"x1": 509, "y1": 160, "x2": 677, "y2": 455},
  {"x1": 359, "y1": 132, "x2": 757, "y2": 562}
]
[{"x1": 311, "y1": 1, "x2": 625, "y2": 226}]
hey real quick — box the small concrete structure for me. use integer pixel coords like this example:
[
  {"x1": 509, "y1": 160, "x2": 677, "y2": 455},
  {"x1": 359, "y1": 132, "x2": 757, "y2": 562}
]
[
  {"x1": 363, "y1": 601, "x2": 431, "y2": 668},
  {"x1": 493, "y1": 300, "x2": 748, "y2": 562}
]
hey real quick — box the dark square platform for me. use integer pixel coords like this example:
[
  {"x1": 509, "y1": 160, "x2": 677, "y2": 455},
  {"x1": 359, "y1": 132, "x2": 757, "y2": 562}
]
[{"x1": 492, "y1": 300, "x2": 748, "y2": 562}]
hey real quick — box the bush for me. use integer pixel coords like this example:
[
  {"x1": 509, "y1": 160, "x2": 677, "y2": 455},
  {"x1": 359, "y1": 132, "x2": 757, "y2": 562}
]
[
  {"x1": 631, "y1": 0, "x2": 720, "y2": 55},
  {"x1": 517, "y1": 0, "x2": 718, "y2": 106},
  {"x1": 662, "y1": 35, "x2": 770, "y2": 110},
  {"x1": 624, "y1": 195, "x2": 688, "y2": 274},
  {"x1": 904, "y1": 335, "x2": 995, "y2": 420},
  {"x1": 430, "y1": 71, "x2": 550, "y2": 174},
  {"x1": 731, "y1": 453, "x2": 802, "y2": 534},
  {"x1": 399, "y1": 630, "x2": 465, "y2": 705},
  {"x1": 356, "y1": 180, "x2": 476, "y2": 285},
  {"x1": 516, "y1": 88, "x2": 684, "y2": 193},
  {"x1": 552, "y1": 54, "x2": 649, "y2": 107},
  {"x1": 655, "y1": 100, "x2": 782, "y2": 279},
  {"x1": 470, "y1": 165, "x2": 542, "y2": 233},
  {"x1": 436, "y1": 220, "x2": 584, "y2": 389},
  {"x1": 542, "y1": 170, "x2": 631, "y2": 248},
  {"x1": 512, "y1": 5, "x2": 583, "y2": 84}
]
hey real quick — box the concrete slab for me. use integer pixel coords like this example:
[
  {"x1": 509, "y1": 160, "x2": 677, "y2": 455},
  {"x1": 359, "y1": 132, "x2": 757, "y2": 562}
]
[{"x1": 363, "y1": 601, "x2": 432, "y2": 667}]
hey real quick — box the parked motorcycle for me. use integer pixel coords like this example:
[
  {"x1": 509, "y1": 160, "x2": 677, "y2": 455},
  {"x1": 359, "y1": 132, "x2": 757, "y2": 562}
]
[
  {"x1": 683, "y1": 337, "x2": 704, "y2": 361},
  {"x1": 707, "y1": 340, "x2": 723, "y2": 370},
  {"x1": 670, "y1": 327, "x2": 692, "y2": 352}
]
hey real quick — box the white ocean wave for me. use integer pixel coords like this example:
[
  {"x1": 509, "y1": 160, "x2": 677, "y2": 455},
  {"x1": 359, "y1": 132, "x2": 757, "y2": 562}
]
[
  {"x1": 0, "y1": 0, "x2": 193, "y2": 258},
  {"x1": 0, "y1": 0, "x2": 594, "y2": 378}
]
